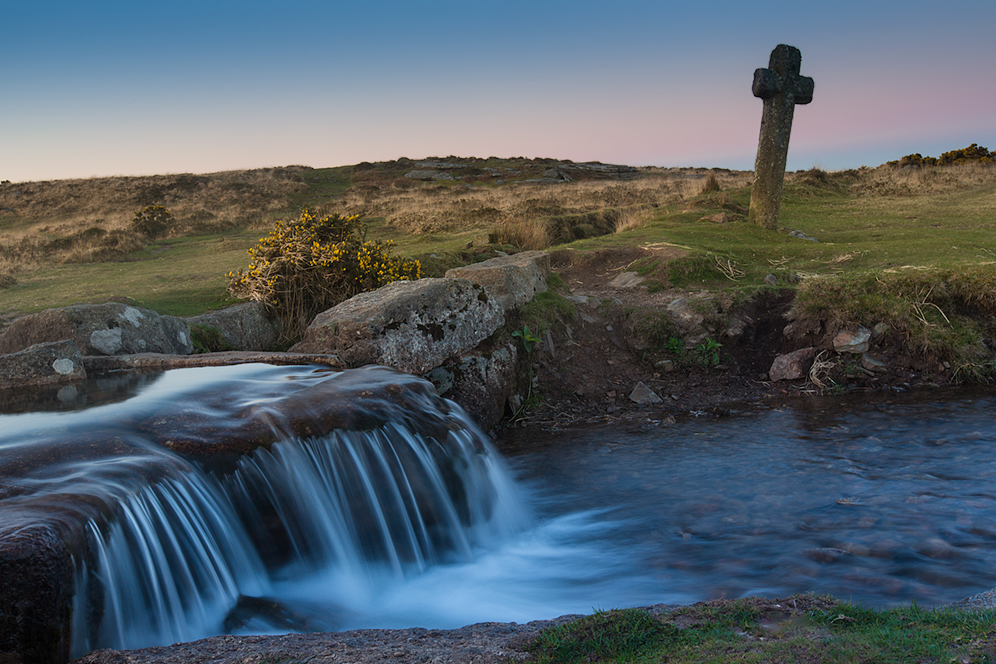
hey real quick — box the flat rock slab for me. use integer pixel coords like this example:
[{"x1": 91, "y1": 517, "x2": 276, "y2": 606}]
[
  {"x1": 445, "y1": 251, "x2": 550, "y2": 312},
  {"x1": 290, "y1": 278, "x2": 504, "y2": 375},
  {"x1": 0, "y1": 303, "x2": 192, "y2": 356},
  {"x1": 83, "y1": 351, "x2": 343, "y2": 374}
]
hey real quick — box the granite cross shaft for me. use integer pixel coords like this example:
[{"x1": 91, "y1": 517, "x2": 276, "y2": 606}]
[{"x1": 748, "y1": 44, "x2": 814, "y2": 230}]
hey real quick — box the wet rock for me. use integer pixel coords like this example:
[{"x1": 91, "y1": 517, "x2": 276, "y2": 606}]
[
  {"x1": 629, "y1": 382, "x2": 663, "y2": 405},
  {"x1": 0, "y1": 303, "x2": 192, "y2": 356},
  {"x1": 0, "y1": 519, "x2": 78, "y2": 664},
  {"x1": 186, "y1": 302, "x2": 279, "y2": 351},
  {"x1": 768, "y1": 347, "x2": 815, "y2": 381},
  {"x1": 833, "y1": 327, "x2": 871, "y2": 354},
  {"x1": 444, "y1": 251, "x2": 551, "y2": 312},
  {"x1": 425, "y1": 342, "x2": 518, "y2": 431},
  {"x1": 290, "y1": 278, "x2": 504, "y2": 375},
  {"x1": 0, "y1": 339, "x2": 85, "y2": 391}
]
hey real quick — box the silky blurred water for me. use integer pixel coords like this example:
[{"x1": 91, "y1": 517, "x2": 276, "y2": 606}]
[
  {"x1": 3, "y1": 366, "x2": 994, "y2": 655},
  {"x1": 500, "y1": 389, "x2": 996, "y2": 609}
]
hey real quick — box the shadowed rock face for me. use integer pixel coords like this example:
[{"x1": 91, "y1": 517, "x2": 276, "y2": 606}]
[
  {"x1": 0, "y1": 303, "x2": 192, "y2": 357},
  {"x1": 290, "y1": 278, "x2": 504, "y2": 375}
]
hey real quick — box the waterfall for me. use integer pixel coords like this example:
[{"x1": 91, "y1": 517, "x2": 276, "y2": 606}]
[{"x1": 69, "y1": 399, "x2": 528, "y2": 656}]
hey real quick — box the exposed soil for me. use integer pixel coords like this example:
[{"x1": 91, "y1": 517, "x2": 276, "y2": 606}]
[
  {"x1": 498, "y1": 247, "x2": 791, "y2": 432},
  {"x1": 496, "y1": 247, "x2": 957, "y2": 435}
]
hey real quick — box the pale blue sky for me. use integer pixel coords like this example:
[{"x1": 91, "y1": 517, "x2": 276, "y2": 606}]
[{"x1": 3, "y1": 1, "x2": 993, "y2": 182}]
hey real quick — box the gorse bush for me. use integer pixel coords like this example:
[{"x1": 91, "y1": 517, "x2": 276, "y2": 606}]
[
  {"x1": 131, "y1": 205, "x2": 175, "y2": 238},
  {"x1": 889, "y1": 144, "x2": 993, "y2": 168},
  {"x1": 227, "y1": 208, "x2": 421, "y2": 341}
]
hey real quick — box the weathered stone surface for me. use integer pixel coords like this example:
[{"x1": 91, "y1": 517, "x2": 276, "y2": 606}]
[
  {"x1": 666, "y1": 298, "x2": 705, "y2": 330},
  {"x1": 290, "y1": 278, "x2": 504, "y2": 375},
  {"x1": 833, "y1": 327, "x2": 872, "y2": 354},
  {"x1": 629, "y1": 381, "x2": 663, "y2": 405},
  {"x1": 608, "y1": 272, "x2": 645, "y2": 288},
  {"x1": 0, "y1": 303, "x2": 193, "y2": 356},
  {"x1": 444, "y1": 251, "x2": 551, "y2": 312},
  {"x1": 425, "y1": 342, "x2": 518, "y2": 431},
  {"x1": 748, "y1": 44, "x2": 814, "y2": 230},
  {"x1": 404, "y1": 170, "x2": 454, "y2": 181},
  {"x1": 0, "y1": 339, "x2": 85, "y2": 391},
  {"x1": 0, "y1": 519, "x2": 78, "y2": 664},
  {"x1": 186, "y1": 302, "x2": 280, "y2": 352},
  {"x1": 861, "y1": 353, "x2": 888, "y2": 373},
  {"x1": 82, "y1": 351, "x2": 343, "y2": 374},
  {"x1": 768, "y1": 346, "x2": 816, "y2": 381}
]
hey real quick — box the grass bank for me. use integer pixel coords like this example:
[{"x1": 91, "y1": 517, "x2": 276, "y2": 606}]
[{"x1": 528, "y1": 595, "x2": 996, "y2": 663}]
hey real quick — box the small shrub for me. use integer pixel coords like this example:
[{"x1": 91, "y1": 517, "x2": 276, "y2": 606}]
[
  {"x1": 190, "y1": 324, "x2": 233, "y2": 354},
  {"x1": 700, "y1": 173, "x2": 721, "y2": 193},
  {"x1": 131, "y1": 205, "x2": 175, "y2": 239},
  {"x1": 227, "y1": 208, "x2": 421, "y2": 341},
  {"x1": 0, "y1": 272, "x2": 16, "y2": 289}
]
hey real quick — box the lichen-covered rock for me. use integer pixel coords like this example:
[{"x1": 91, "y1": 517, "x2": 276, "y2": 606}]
[
  {"x1": 0, "y1": 303, "x2": 192, "y2": 356},
  {"x1": 0, "y1": 339, "x2": 85, "y2": 391},
  {"x1": 186, "y1": 302, "x2": 279, "y2": 352},
  {"x1": 425, "y1": 341, "x2": 518, "y2": 431},
  {"x1": 290, "y1": 278, "x2": 504, "y2": 375},
  {"x1": 444, "y1": 251, "x2": 551, "y2": 312}
]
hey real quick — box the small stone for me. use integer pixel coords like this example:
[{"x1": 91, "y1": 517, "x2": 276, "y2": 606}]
[
  {"x1": 871, "y1": 322, "x2": 890, "y2": 339},
  {"x1": 764, "y1": 273, "x2": 778, "y2": 286},
  {"x1": 768, "y1": 347, "x2": 815, "y2": 381},
  {"x1": 833, "y1": 327, "x2": 872, "y2": 354},
  {"x1": 629, "y1": 382, "x2": 663, "y2": 405},
  {"x1": 655, "y1": 359, "x2": 675, "y2": 372},
  {"x1": 861, "y1": 353, "x2": 887, "y2": 373}
]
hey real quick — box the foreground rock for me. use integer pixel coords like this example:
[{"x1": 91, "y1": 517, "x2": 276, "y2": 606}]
[
  {"x1": 71, "y1": 615, "x2": 583, "y2": 664},
  {"x1": 426, "y1": 341, "x2": 519, "y2": 431},
  {"x1": 0, "y1": 303, "x2": 192, "y2": 356},
  {"x1": 290, "y1": 278, "x2": 504, "y2": 375},
  {"x1": 0, "y1": 339, "x2": 85, "y2": 391}
]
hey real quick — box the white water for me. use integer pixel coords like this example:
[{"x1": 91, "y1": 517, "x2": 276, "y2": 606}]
[{"x1": 70, "y1": 416, "x2": 538, "y2": 655}]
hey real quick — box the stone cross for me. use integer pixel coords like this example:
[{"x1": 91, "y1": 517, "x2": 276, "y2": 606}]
[{"x1": 748, "y1": 44, "x2": 814, "y2": 230}]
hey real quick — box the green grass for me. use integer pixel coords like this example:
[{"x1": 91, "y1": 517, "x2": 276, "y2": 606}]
[
  {"x1": 527, "y1": 597, "x2": 996, "y2": 664},
  {"x1": 0, "y1": 230, "x2": 257, "y2": 316}
]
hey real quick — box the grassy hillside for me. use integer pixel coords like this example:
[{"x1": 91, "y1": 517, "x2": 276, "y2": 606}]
[{"x1": 1, "y1": 157, "x2": 994, "y2": 338}]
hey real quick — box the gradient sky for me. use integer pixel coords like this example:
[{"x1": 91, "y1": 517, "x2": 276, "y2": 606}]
[{"x1": 3, "y1": 0, "x2": 994, "y2": 183}]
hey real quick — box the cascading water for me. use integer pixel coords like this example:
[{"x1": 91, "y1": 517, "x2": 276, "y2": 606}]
[
  {"x1": 6, "y1": 364, "x2": 996, "y2": 663},
  {"x1": 0, "y1": 363, "x2": 533, "y2": 659}
]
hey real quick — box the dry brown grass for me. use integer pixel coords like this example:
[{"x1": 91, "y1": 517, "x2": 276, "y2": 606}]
[
  {"x1": 814, "y1": 162, "x2": 996, "y2": 197},
  {"x1": 0, "y1": 167, "x2": 308, "y2": 271},
  {"x1": 325, "y1": 168, "x2": 751, "y2": 249}
]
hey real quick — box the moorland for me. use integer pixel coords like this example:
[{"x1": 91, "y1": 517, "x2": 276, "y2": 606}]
[
  {"x1": 4, "y1": 151, "x2": 996, "y2": 663},
  {"x1": 2, "y1": 153, "x2": 994, "y2": 424}
]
